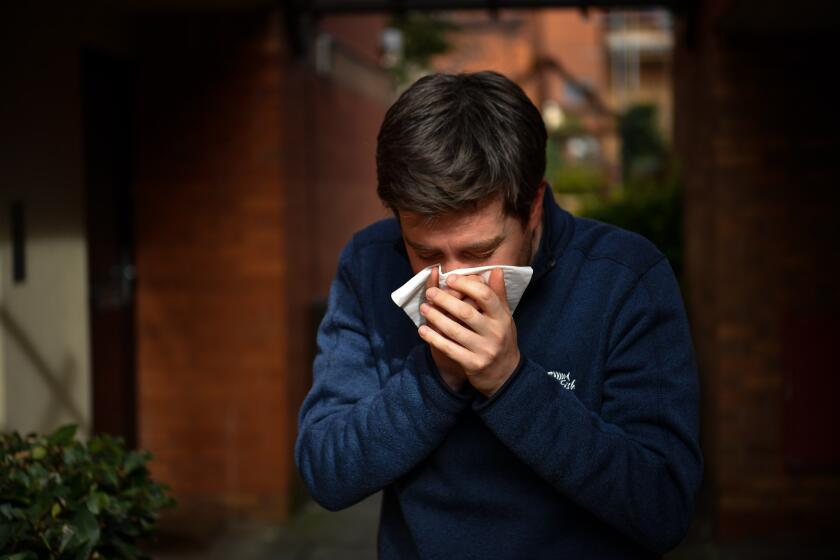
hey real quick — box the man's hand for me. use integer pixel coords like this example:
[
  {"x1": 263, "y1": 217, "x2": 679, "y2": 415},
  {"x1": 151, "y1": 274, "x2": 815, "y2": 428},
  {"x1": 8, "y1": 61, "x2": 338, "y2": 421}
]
[
  {"x1": 423, "y1": 267, "x2": 469, "y2": 393},
  {"x1": 418, "y1": 269, "x2": 520, "y2": 397}
]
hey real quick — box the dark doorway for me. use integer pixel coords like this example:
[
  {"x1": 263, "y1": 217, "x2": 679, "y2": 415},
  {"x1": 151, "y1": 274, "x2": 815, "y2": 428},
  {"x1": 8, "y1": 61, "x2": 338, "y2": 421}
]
[{"x1": 82, "y1": 49, "x2": 138, "y2": 448}]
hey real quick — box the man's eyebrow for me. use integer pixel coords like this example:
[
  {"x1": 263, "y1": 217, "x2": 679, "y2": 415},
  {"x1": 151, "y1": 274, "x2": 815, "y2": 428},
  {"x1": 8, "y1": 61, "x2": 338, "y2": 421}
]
[
  {"x1": 462, "y1": 234, "x2": 505, "y2": 252},
  {"x1": 405, "y1": 234, "x2": 506, "y2": 253},
  {"x1": 404, "y1": 237, "x2": 436, "y2": 252}
]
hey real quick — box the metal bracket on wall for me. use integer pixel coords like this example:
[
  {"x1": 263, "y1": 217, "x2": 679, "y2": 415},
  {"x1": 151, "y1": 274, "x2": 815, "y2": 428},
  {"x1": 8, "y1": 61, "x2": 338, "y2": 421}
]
[{"x1": 11, "y1": 200, "x2": 25, "y2": 284}]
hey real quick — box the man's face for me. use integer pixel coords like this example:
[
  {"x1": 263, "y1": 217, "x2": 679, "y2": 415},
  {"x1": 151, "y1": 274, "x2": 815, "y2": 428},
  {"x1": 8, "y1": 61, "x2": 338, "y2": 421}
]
[{"x1": 399, "y1": 190, "x2": 543, "y2": 274}]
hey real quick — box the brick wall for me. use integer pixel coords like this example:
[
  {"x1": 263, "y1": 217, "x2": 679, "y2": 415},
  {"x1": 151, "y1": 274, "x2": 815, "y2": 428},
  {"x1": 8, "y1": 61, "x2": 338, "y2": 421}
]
[
  {"x1": 131, "y1": 10, "x2": 391, "y2": 520},
  {"x1": 134, "y1": 13, "x2": 291, "y2": 517},
  {"x1": 674, "y1": 6, "x2": 840, "y2": 539},
  {"x1": 309, "y1": 68, "x2": 391, "y2": 296},
  {"x1": 283, "y1": 14, "x2": 391, "y2": 504}
]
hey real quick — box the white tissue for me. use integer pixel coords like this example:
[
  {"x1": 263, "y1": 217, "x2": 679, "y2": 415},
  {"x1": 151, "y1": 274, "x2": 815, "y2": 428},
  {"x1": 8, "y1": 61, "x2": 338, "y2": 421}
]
[{"x1": 391, "y1": 264, "x2": 534, "y2": 327}]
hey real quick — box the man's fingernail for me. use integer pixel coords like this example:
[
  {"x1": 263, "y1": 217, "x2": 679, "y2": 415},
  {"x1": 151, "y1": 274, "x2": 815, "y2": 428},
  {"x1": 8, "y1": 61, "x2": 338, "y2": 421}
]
[
  {"x1": 426, "y1": 287, "x2": 437, "y2": 299},
  {"x1": 420, "y1": 303, "x2": 429, "y2": 315},
  {"x1": 448, "y1": 274, "x2": 460, "y2": 283}
]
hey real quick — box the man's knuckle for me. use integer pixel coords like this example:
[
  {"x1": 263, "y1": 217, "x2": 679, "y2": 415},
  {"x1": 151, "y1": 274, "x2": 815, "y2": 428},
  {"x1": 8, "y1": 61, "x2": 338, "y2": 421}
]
[
  {"x1": 458, "y1": 304, "x2": 476, "y2": 323},
  {"x1": 478, "y1": 286, "x2": 493, "y2": 304},
  {"x1": 475, "y1": 353, "x2": 491, "y2": 369},
  {"x1": 493, "y1": 329, "x2": 506, "y2": 345},
  {"x1": 442, "y1": 319, "x2": 460, "y2": 339}
]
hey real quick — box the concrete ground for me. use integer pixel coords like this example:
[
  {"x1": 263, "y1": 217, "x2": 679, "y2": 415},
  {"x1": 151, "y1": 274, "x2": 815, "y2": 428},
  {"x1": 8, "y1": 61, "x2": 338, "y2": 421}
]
[
  {"x1": 151, "y1": 493, "x2": 838, "y2": 559},
  {"x1": 152, "y1": 494, "x2": 381, "y2": 560}
]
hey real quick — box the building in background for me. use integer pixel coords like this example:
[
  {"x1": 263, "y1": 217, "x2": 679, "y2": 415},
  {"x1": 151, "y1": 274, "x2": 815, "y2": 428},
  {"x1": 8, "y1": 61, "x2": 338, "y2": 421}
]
[
  {"x1": 0, "y1": 2, "x2": 392, "y2": 525},
  {"x1": 423, "y1": 7, "x2": 673, "y2": 212},
  {"x1": 0, "y1": 0, "x2": 838, "y2": 551},
  {"x1": 604, "y1": 10, "x2": 673, "y2": 140}
]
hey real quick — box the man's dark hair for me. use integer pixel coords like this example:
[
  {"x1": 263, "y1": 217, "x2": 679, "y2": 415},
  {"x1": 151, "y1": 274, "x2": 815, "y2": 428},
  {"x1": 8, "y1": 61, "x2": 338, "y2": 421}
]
[{"x1": 376, "y1": 71, "x2": 547, "y2": 223}]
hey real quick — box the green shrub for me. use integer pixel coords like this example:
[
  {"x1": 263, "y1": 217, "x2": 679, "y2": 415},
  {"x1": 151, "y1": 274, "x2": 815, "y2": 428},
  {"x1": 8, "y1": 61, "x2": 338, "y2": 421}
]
[
  {"x1": 619, "y1": 103, "x2": 668, "y2": 184},
  {"x1": 579, "y1": 100, "x2": 684, "y2": 281},
  {"x1": 386, "y1": 12, "x2": 458, "y2": 86},
  {"x1": 581, "y1": 181, "x2": 683, "y2": 281},
  {"x1": 0, "y1": 424, "x2": 175, "y2": 559},
  {"x1": 551, "y1": 165, "x2": 607, "y2": 195}
]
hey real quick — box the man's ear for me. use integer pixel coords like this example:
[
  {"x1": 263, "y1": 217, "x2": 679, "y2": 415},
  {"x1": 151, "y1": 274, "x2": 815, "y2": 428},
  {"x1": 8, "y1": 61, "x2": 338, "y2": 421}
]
[{"x1": 528, "y1": 180, "x2": 547, "y2": 231}]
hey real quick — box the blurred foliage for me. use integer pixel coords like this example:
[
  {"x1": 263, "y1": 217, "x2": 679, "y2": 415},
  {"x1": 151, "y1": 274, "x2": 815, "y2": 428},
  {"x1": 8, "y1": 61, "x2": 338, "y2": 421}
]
[
  {"x1": 581, "y1": 175, "x2": 683, "y2": 280},
  {"x1": 577, "y1": 103, "x2": 683, "y2": 280},
  {"x1": 619, "y1": 103, "x2": 668, "y2": 185},
  {"x1": 387, "y1": 12, "x2": 458, "y2": 86},
  {"x1": 551, "y1": 164, "x2": 607, "y2": 195},
  {"x1": 0, "y1": 424, "x2": 175, "y2": 559},
  {"x1": 546, "y1": 116, "x2": 607, "y2": 196}
]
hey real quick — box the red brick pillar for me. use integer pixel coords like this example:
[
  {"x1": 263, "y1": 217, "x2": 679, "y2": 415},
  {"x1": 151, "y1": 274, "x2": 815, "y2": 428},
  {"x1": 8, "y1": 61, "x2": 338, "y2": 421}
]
[
  {"x1": 674, "y1": 5, "x2": 840, "y2": 540},
  {"x1": 133, "y1": 12, "x2": 293, "y2": 518}
]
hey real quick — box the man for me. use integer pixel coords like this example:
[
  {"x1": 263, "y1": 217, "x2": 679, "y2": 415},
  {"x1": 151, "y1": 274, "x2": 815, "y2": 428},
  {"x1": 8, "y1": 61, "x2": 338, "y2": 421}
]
[{"x1": 295, "y1": 71, "x2": 702, "y2": 559}]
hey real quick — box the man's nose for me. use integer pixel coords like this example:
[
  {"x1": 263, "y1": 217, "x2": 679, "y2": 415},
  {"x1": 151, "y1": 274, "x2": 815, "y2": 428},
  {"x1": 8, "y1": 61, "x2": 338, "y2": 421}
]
[{"x1": 440, "y1": 260, "x2": 468, "y2": 274}]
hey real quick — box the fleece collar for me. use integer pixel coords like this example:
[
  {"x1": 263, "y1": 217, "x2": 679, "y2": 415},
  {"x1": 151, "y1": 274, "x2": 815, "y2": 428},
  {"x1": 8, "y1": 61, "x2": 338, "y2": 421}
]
[{"x1": 529, "y1": 186, "x2": 575, "y2": 284}]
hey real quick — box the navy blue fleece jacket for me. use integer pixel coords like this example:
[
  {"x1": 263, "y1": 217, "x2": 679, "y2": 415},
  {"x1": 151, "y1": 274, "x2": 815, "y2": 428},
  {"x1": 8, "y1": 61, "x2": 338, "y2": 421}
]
[{"x1": 295, "y1": 190, "x2": 703, "y2": 559}]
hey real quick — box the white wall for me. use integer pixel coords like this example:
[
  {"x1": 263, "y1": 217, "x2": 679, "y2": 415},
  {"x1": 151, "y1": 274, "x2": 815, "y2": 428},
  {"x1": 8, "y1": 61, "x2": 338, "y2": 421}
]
[{"x1": 0, "y1": 6, "x2": 92, "y2": 436}]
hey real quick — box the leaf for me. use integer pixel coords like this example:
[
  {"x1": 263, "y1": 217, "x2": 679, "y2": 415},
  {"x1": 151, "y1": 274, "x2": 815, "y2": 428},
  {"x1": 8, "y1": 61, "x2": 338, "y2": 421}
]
[
  {"x1": 26, "y1": 463, "x2": 49, "y2": 490},
  {"x1": 85, "y1": 492, "x2": 109, "y2": 516},
  {"x1": 101, "y1": 470, "x2": 119, "y2": 490},
  {"x1": 63, "y1": 446, "x2": 82, "y2": 466},
  {"x1": 110, "y1": 536, "x2": 142, "y2": 559},
  {"x1": 48, "y1": 425, "x2": 78, "y2": 447},
  {"x1": 2, "y1": 425, "x2": 174, "y2": 557},
  {"x1": 0, "y1": 506, "x2": 25, "y2": 522},
  {"x1": 122, "y1": 452, "x2": 146, "y2": 475},
  {"x1": 12, "y1": 450, "x2": 30, "y2": 461},
  {"x1": 0, "y1": 553, "x2": 38, "y2": 560},
  {"x1": 10, "y1": 469, "x2": 29, "y2": 487},
  {"x1": 70, "y1": 509, "x2": 100, "y2": 559},
  {"x1": 0, "y1": 523, "x2": 11, "y2": 549},
  {"x1": 59, "y1": 523, "x2": 76, "y2": 553}
]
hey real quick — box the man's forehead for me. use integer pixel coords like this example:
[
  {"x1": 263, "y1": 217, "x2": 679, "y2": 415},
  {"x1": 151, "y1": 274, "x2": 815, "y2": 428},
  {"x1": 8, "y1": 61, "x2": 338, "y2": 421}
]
[
  {"x1": 397, "y1": 197, "x2": 507, "y2": 230},
  {"x1": 399, "y1": 205, "x2": 511, "y2": 251}
]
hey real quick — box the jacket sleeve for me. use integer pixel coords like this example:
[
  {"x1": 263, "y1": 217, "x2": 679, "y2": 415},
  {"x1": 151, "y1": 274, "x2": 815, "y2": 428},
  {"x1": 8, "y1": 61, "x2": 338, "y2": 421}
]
[
  {"x1": 473, "y1": 256, "x2": 703, "y2": 554},
  {"x1": 295, "y1": 240, "x2": 472, "y2": 511}
]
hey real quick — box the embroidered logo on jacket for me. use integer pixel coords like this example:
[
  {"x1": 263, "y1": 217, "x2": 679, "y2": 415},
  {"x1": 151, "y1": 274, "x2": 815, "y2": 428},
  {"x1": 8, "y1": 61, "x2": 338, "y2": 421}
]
[{"x1": 547, "y1": 370, "x2": 576, "y2": 391}]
